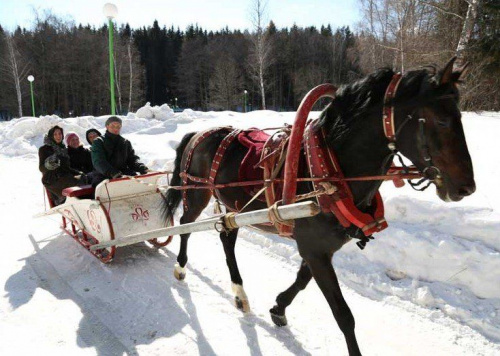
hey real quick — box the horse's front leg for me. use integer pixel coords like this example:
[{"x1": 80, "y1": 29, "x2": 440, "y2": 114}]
[
  {"x1": 219, "y1": 228, "x2": 250, "y2": 312},
  {"x1": 269, "y1": 259, "x2": 312, "y2": 326},
  {"x1": 306, "y1": 254, "x2": 362, "y2": 356},
  {"x1": 174, "y1": 189, "x2": 212, "y2": 280}
]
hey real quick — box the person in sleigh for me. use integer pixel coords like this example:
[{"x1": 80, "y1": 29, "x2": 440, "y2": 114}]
[
  {"x1": 38, "y1": 125, "x2": 84, "y2": 205},
  {"x1": 90, "y1": 116, "x2": 150, "y2": 186}
]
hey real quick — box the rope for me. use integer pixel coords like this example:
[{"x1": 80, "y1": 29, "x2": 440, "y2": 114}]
[
  {"x1": 293, "y1": 182, "x2": 338, "y2": 202},
  {"x1": 268, "y1": 202, "x2": 294, "y2": 227},
  {"x1": 237, "y1": 141, "x2": 288, "y2": 213}
]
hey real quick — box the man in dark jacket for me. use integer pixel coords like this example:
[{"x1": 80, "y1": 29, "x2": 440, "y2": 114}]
[
  {"x1": 39, "y1": 125, "x2": 81, "y2": 204},
  {"x1": 90, "y1": 116, "x2": 149, "y2": 186}
]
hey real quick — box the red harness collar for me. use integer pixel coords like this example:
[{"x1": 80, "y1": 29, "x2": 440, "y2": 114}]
[
  {"x1": 304, "y1": 123, "x2": 387, "y2": 236},
  {"x1": 300, "y1": 74, "x2": 406, "y2": 237}
]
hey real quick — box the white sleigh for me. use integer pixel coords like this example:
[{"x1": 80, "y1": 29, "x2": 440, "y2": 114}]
[{"x1": 37, "y1": 172, "x2": 174, "y2": 263}]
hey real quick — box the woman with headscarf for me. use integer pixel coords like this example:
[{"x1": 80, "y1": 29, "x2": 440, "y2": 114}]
[
  {"x1": 38, "y1": 125, "x2": 81, "y2": 205},
  {"x1": 65, "y1": 132, "x2": 93, "y2": 173}
]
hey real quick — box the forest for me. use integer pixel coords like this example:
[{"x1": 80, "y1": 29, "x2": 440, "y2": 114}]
[{"x1": 0, "y1": 0, "x2": 498, "y2": 119}]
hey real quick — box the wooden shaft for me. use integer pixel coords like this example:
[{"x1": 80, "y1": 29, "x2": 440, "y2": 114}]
[{"x1": 90, "y1": 201, "x2": 320, "y2": 250}]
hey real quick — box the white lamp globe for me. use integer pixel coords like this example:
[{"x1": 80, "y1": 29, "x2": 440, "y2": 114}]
[
  {"x1": 103, "y1": 3, "x2": 118, "y2": 19},
  {"x1": 27, "y1": 75, "x2": 34, "y2": 82}
]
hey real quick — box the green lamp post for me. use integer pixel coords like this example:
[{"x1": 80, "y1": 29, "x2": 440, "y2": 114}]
[
  {"x1": 103, "y1": 3, "x2": 118, "y2": 115},
  {"x1": 27, "y1": 75, "x2": 35, "y2": 117}
]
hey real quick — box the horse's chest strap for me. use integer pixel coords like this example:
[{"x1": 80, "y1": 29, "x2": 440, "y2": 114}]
[{"x1": 304, "y1": 122, "x2": 388, "y2": 236}]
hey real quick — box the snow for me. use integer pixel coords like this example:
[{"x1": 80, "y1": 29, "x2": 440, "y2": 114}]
[{"x1": 1, "y1": 104, "x2": 499, "y2": 355}]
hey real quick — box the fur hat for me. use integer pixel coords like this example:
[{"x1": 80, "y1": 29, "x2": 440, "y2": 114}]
[{"x1": 105, "y1": 116, "x2": 122, "y2": 126}]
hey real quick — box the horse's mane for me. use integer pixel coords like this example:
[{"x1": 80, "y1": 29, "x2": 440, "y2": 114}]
[{"x1": 316, "y1": 67, "x2": 433, "y2": 146}]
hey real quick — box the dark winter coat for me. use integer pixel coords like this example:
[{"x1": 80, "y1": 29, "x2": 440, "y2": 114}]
[
  {"x1": 68, "y1": 145, "x2": 93, "y2": 173},
  {"x1": 38, "y1": 126, "x2": 80, "y2": 199},
  {"x1": 91, "y1": 130, "x2": 148, "y2": 179}
]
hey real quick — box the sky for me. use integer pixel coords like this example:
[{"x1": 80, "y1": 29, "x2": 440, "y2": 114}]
[{"x1": 0, "y1": 0, "x2": 361, "y2": 32}]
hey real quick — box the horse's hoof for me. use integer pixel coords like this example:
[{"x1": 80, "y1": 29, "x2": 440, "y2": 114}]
[
  {"x1": 270, "y1": 306, "x2": 287, "y2": 327},
  {"x1": 235, "y1": 296, "x2": 250, "y2": 313},
  {"x1": 174, "y1": 263, "x2": 186, "y2": 281}
]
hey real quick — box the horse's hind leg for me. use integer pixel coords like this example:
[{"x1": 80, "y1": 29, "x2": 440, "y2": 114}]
[
  {"x1": 174, "y1": 189, "x2": 212, "y2": 280},
  {"x1": 269, "y1": 259, "x2": 312, "y2": 326},
  {"x1": 219, "y1": 228, "x2": 250, "y2": 312}
]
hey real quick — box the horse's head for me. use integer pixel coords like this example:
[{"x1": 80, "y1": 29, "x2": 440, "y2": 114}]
[{"x1": 397, "y1": 57, "x2": 475, "y2": 202}]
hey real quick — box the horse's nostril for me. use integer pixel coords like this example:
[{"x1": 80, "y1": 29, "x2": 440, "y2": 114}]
[{"x1": 458, "y1": 184, "x2": 476, "y2": 197}]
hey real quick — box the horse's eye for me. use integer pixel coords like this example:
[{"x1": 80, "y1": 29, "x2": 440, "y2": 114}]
[{"x1": 436, "y1": 119, "x2": 450, "y2": 128}]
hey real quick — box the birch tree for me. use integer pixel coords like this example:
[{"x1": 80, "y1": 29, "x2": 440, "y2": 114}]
[
  {"x1": 248, "y1": 0, "x2": 273, "y2": 110},
  {"x1": 456, "y1": 0, "x2": 480, "y2": 67},
  {"x1": 0, "y1": 33, "x2": 29, "y2": 117}
]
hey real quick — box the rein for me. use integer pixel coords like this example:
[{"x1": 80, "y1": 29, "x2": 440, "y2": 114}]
[{"x1": 173, "y1": 171, "x2": 423, "y2": 191}]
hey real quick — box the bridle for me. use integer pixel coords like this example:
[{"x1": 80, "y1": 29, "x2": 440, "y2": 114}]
[{"x1": 382, "y1": 73, "x2": 442, "y2": 191}]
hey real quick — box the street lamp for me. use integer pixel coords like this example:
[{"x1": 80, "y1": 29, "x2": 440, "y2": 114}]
[
  {"x1": 103, "y1": 3, "x2": 118, "y2": 115},
  {"x1": 244, "y1": 90, "x2": 248, "y2": 113},
  {"x1": 27, "y1": 75, "x2": 35, "y2": 117},
  {"x1": 175, "y1": 97, "x2": 178, "y2": 109}
]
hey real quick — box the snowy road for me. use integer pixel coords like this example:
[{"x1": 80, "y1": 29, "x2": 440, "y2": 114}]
[
  {"x1": 0, "y1": 160, "x2": 497, "y2": 355},
  {"x1": 1, "y1": 110, "x2": 499, "y2": 355}
]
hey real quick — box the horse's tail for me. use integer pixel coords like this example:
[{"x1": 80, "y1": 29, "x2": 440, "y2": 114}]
[{"x1": 162, "y1": 132, "x2": 197, "y2": 223}]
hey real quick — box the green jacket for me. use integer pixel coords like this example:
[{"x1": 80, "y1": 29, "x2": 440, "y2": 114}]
[{"x1": 91, "y1": 131, "x2": 147, "y2": 178}]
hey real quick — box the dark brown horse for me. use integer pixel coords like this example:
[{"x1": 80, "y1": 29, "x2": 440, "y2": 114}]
[{"x1": 162, "y1": 57, "x2": 475, "y2": 355}]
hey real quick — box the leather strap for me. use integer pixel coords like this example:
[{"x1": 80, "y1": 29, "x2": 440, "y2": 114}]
[
  {"x1": 181, "y1": 127, "x2": 231, "y2": 211},
  {"x1": 382, "y1": 73, "x2": 403, "y2": 144},
  {"x1": 209, "y1": 129, "x2": 242, "y2": 185}
]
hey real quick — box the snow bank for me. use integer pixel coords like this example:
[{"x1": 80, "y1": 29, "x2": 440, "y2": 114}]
[{"x1": 131, "y1": 102, "x2": 174, "y2": 120}]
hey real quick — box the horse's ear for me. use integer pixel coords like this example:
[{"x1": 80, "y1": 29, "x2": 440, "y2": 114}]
[
  {"x1": 438, "y1": 56, "x2": 457, "y2": 85},
  {"x1": 451, "y1": 62, "x2": 470, "y2": 83}
]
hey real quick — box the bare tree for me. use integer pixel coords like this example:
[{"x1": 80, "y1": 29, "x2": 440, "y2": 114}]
[
  {"x1": 456, "y1": 0, "x2": 480, "y2": 67},
  {"x1": 248, "y1": 0, "x2": 273, "y2": 109},
  {"x1": 0, "y1": 33, "x2": 30, "y2": 117},
  {"x1": 209, "y1": 57, "x2": 243, "y2": 110},
  {"x1": 358, "y1": 0, "x2": 396, "y2": 71},
  {"x1": 358, "y1": 0, "x2": 442, "y2": 73},
  {"x1": 127, "y1": 39, "x2": 134, "y2": 112}
]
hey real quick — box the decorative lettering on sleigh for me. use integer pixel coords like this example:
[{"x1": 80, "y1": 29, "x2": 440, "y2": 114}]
[
  {"x1": 131, "y1": 206, "x2": 150, "y2": 225},
  {"x1": 87, "y1": 209, "x2": 102, "y2": 233}
]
